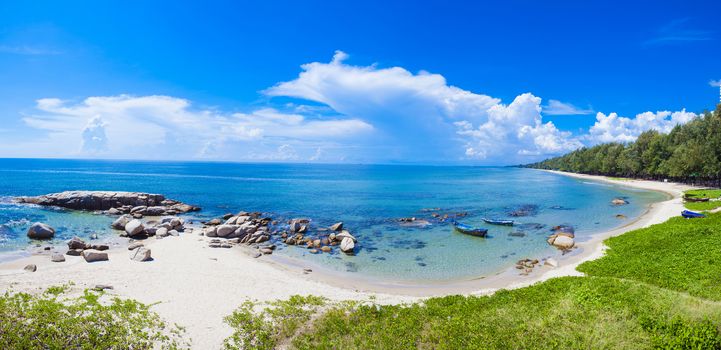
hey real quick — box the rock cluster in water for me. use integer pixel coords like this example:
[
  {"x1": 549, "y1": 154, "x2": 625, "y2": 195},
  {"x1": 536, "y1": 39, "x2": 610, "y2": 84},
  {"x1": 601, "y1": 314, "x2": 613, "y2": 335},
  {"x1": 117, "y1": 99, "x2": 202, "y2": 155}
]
[
  {"x1": 16, "y1": 191, "x2": 200, "y2": 217},
  {"x1": 547, "y1": 225, "x2": 575, "y2": 251}
]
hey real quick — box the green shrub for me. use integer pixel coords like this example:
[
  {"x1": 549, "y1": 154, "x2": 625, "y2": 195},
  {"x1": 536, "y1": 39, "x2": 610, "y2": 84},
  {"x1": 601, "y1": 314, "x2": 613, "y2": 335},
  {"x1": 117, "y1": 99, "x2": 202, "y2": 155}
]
[
  {"x1": 223, "y1": 295, "x2": 325, "y2": 350},
  {"x1": 0, "y1": 286, "x2": 187, "y2": 349}
]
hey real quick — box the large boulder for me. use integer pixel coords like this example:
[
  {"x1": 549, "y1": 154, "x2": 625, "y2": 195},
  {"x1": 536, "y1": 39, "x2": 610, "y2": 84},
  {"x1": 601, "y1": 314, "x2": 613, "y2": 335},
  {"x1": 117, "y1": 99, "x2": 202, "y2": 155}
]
[
  {"x1": 216, "y1": 225, "x2": 237, "y2": 238},
  {"x1": 82, "y1": 249, "x2": 109, "y2": 262},
  {"x1": 340, "y1": 237, "x2": 355, "y2": 253},
  {"x1": 27, "y1": 222, "x2": 55, "y2": 240},
  {"x1": 51, "y1": 253, "x2": 66, "y2": 262},
  {"x1": 547, "y1": 234, "x2": 575, "y2": 250},
  {"x1": 124, "y1": 219, "x2": 145, "y2": 237},
  {"x1": 67, "y1": 236, "x2": 88, "y2": 250},
  {"x1": 335, "y1": 230, "x2": 356, "y2": 242},
  {"x1": 111, "y1": 215, "x2": 132, "y2": 230},
  {"x1": 330, "y1": 222, "x2": 343, "y2": 231},
  {"x1": 130, "y1": 247, "x2": 152, "y2": 262}
]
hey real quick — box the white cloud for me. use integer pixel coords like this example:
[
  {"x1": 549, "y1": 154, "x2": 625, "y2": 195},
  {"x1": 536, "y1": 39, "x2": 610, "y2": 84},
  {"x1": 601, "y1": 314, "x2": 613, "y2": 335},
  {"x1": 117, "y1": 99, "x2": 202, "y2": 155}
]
[
  {"x1": 710, "y1": 79, "x2": 721, "y2": 87},
  {"x1": 543, "y1": 100, "x2": 594, "y2": 115},
  {"x1": 587, "y1": 109, "x2": 697, "y2": 144},
  {"x1": 20, "y1": 94, "x2": 372, "y2": 161},
  {"x1": 80, "y1": 116, "x2": 108, "y2": 153},
  {"x1": 266, "y1": 51, "x2": 579, "y2": 163}
]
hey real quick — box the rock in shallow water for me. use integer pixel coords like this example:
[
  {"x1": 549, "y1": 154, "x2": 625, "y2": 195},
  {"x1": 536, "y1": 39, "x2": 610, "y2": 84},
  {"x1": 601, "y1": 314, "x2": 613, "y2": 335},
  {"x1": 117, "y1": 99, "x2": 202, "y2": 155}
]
[
  {"x1": 340, "y1": 237, "x2": 355, "y2": 253},
  {"x1": 27, "y1": 222, "x2": 55, "y2": 240}
]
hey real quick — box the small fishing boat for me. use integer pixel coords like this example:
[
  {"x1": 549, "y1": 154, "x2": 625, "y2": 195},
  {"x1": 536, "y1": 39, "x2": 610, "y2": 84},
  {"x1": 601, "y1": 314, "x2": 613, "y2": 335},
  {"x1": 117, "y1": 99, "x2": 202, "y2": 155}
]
[
  {"x1": 681, "y1": 210, "x2": 705, "y2": 219},
  {"x1": 452, "y1": 222, "x2": 488, "y2": 237},
  {"x1": 482, "y1": 218, "x2": 514, "y2": 226},
  {"x1": 684, "y1": 196, "x2": 710, "y2": 202}
]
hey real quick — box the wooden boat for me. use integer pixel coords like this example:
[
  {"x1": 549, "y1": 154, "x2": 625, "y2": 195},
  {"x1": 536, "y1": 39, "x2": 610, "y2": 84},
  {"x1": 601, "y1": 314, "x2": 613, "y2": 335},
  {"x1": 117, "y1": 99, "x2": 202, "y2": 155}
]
[
  {"x1": 681, "y1": 210, "x2": 705, "y2": 219},
  {"x1": 452, "y1": 222, "x2": 488, "y2": 237},
  {"x1": 482, "y1": 218, "x2": 514, "y2": 226}
]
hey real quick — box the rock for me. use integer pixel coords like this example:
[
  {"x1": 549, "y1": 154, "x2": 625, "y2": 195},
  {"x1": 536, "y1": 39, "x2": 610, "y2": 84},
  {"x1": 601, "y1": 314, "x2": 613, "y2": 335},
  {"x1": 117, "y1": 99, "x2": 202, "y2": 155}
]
[
  {"x1": 90, "y1": 233, "x2": 98, "y2": 240},
  {"x1": 93, "y1": 284, "x2": 113, "y2": 291},
  {"x1": 216, "y1": 225, "x2": 237, "y2": 238},
  {"x1": 286, "y1": 237, "x2": 296, "y2": 245},
  {"x1": 16, "y1": 191, "x2": 200, "y2": 213},
  {"x1": 615, "y1": 214, "x2": 627, "y2": 219},
  {"x1": 321, "y1": 246, "x2": 331, "y2": 253},
  {"x1": 128, "y1": 242, "x2": 144, "y2": 250},
  {"x1": 222, "y1": 213, "x2": 234, "y2": 220},
  {"x1": 107, "y1": 207, "x2": 121, "y2": 215},
  {"x1": 330, "y1": 222, "x2": 343, "y2": 231},
  {"x1": 168, "y1": 229, "x2": 179, "y2": 237},
  {"x1": 260, "y1": 247, "x2": 273, "y2": 255},
  {"x1": 124, "y1": 219, "x2": 145, "y2": 237},
  {"x1": 132, "y1": 213, "x2": 144, "y2": 219},
  {"x1": 313, "y1": 239, "x2": 321, "y2": 248},
  {"x1": 336, "y1": 230, "x2": 356, "y2": 242},
  {"x1": 51, "y1": 253, "x2": 65, "y2": 262},
  {"x1": 328, "y1": 233, "x2": 336, "y2": 242},
  {"x1": 144, "y1": 206, "x2": 166, "y2": 216},
  {"x1": 130, "y1": 205, "x2": 147, "y2": 214},
  {"x1": 27, "y1": 222, "x2": 55, "y2": 240},
  {"x1": 156, "y1": 227, "x2": 169, "y2": 237},
  {"x1": 252, "y1": 252, "x2": 262, "y2": 258},
  {"x1": 545, "y1": 258, "x2": 559, "y2": 268},
  {"x1": 66, "y1": 249, "x2": 83, "y2": 256},
  {"x1": 547, "y1": 234, "x2": 575, "y2": 250},
  {"x1": 24, "y1": 264, "x2": 37, "y2": 272},
  {"x1": 67, "y1": 236, "x2": 88, "y2": 250},
  {"x1": 208, "y1": 218, "x2": 222, "y2": 225},
  {"x1": 130, "y1": 247, "x2": 152, "y2": 262},
  {"x1": 508, "y1": 231, "x2": 526, "y2": 237},
  {"x1": 90, "y1": 244, "x2": 109, "y2": 251},
  {"x1": 303, "y1": 268, "x2": 312, "y2": 274},
  {"x1": 340, "y1": 237, "x2": 355, "y2": 253},
  {"x1": 611, "y1": 198, "x2": 628, "y2": 205},
  {"x1": 309, "y1": 249, "x2": 319, "y2": 254},
  {"x1": 203, "y1": 226, "x2": 217, "y2": 237},
  {"x1": 82, "y1": 249, "x2": 109, "y2": 262},
  {"x1": 111, "y1": 215, "x2": 132, "y2": 230}
]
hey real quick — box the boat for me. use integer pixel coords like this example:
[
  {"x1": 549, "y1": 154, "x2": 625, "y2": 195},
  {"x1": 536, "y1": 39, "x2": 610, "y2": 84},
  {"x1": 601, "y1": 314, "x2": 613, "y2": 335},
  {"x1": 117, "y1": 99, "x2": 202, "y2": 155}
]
[
  {"x1": 452, "y1": 222, "x2": 488, "y2": 237},
  {"x1": 482, "y1": 218, "x2": 514, "y2": 226},
  {"x1": 681, "y1": 210, "x2": 705, "y2": 219},
  {"x1": 684, "y1": 196, "x2": 710, "y2": 202}
]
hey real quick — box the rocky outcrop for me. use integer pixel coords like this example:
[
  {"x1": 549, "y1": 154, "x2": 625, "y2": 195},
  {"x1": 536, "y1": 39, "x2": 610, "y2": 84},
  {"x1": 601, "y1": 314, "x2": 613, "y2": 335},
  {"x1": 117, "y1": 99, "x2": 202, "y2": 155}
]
[
  {"x1": 547, "y1": 234, "x2": 575, "y2": 250},
  {"x1": 16, "y1": 191, "x2": 200, "y2": 215},
  {"x1": 611, "y1": 198, "x2": 628, "y2": 205},
  {"x1": 27, "y1": 222, "x2": 55, "y2": 240}
]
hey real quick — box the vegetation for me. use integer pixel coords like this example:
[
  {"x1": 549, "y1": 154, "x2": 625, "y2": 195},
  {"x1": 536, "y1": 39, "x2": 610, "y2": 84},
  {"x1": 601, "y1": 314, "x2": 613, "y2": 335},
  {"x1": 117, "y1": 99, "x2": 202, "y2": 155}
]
[
  {"x1": 683, "y1": 189, "x2": 721, "y2": 211},
  {"x1": 0, "y1": 285, "x2": 187, "y2": 349},
  {"x1": 525, "y1": 104, "x2": 721, "y2": 187},
  {"x1": 225, "y1": 213, "x2": 721, "y2": 350}
]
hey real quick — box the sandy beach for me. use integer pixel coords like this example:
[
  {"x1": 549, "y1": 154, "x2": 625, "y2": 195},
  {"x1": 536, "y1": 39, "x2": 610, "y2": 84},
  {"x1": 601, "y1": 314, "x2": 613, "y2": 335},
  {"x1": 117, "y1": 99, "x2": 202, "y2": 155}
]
[{"x1": 0, "y1": 171, "x2": 695, "y2": 348}]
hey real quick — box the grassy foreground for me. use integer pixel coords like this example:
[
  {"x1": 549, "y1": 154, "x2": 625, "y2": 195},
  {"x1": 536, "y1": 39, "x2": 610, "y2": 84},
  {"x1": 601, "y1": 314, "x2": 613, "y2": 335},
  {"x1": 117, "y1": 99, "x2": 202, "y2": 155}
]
[
  {"x1": 225, "y1": 213, "x2": 721, "y2": 350},
  {"x1": 0, "y1": 285, "x2": 187, "y2": 349},
  {"x1": 684, "y1": 189, "x2": 721, "y2": 211}
]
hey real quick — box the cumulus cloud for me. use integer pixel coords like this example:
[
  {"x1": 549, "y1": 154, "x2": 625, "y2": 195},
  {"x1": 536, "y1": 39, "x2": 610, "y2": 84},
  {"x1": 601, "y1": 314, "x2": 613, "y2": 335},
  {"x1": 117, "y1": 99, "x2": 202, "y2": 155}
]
[
  {"x1": 80, "y1": 116, "x2": 108, "y2": 153},
  {"x1": 543, "y1": 100, "x2": 594, "y2": 115},
  {"x1": 21, "y1": 94, "x2": 372, "y2": 160},
  {"x1": 266, "y1": 51, "x2": 579, "y2": 163},
  {"x1": 587, "y1": 109, "x2": 697, "y2": 144},
  {"x1": 710, "y1": 79, "x2": 721, "y2": 87}
]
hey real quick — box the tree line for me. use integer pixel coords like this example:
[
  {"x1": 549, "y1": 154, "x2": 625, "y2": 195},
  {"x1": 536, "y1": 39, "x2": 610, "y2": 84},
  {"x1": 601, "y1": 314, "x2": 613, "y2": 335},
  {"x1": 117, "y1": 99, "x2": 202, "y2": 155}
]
[{"x1": 524, "y1": 103, "x2": 721, "y2": 187}]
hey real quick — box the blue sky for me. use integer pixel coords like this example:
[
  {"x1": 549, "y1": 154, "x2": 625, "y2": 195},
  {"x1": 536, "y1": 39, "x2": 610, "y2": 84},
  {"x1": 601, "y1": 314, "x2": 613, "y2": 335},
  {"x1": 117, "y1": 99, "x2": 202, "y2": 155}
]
[{"x1": 0, "y1": 0, "x2": 719, "y2": 164}]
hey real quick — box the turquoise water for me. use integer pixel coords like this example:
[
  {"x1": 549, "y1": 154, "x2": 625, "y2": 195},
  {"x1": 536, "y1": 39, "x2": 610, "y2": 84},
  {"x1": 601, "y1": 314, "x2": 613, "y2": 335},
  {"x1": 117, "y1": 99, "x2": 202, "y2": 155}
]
[{"x1": 0, "y1": 159, "x2": 667, "y2": 281}]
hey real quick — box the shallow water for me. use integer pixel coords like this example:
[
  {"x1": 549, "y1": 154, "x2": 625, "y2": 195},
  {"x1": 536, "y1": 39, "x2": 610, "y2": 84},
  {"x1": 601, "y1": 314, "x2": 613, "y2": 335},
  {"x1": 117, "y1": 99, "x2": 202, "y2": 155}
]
[{"x1": 0, "y1": 159, "x2": 666, "y2": 281}]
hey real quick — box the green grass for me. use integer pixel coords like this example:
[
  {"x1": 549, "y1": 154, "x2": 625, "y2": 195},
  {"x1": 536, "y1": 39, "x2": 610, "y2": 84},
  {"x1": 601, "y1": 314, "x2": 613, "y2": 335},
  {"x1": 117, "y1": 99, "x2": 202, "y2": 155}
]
[
  {"x1": 225, "y1": 212, "x2": 721, "y2": 349},
  {"x1": 0, "y1": 285, "x2": 187, "y2": 349},
  {"x1": 684, "y1": 189, "x2": 721, "y2": 211}
]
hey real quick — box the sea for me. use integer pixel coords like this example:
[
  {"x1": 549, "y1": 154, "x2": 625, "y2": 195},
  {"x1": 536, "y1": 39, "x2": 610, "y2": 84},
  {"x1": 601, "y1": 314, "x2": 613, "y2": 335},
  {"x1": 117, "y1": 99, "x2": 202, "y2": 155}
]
[{"x1": 0, "y1": 158, "x2": 667, "y2": 282}]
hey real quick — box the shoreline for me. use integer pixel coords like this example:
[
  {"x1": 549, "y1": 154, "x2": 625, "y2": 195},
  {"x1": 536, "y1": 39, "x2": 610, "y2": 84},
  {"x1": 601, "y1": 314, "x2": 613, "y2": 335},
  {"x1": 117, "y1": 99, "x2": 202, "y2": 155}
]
[{"x1": 0, "y1": 170, "x2": 695, "y2": 348}]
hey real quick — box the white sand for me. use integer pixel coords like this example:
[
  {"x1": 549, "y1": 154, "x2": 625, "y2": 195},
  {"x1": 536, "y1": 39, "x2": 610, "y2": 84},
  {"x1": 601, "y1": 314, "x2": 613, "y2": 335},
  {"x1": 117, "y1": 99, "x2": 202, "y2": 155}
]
[{"x1": 0, "y1": 170, "x2": 695, "y2": 348}]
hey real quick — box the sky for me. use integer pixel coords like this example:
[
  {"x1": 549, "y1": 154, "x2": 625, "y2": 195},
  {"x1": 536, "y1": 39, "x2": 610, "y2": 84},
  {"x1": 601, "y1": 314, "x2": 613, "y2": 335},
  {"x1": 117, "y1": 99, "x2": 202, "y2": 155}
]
[{"x1": 0, "y1": 0, "x2": 720, "y2": 165}]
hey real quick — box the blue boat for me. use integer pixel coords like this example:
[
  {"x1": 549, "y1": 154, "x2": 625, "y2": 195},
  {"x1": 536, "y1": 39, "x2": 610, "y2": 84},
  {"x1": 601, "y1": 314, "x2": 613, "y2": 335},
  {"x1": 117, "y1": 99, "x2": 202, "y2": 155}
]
[
  {"x1": 681, "y1": 210, "x2": 705, "y2": 219},
  {"x1": 482, "y1": 218, "x2": 514, "y2": 226},
  {"x1": 452, "y1": 222, "x2": 488, "y2": 237}
]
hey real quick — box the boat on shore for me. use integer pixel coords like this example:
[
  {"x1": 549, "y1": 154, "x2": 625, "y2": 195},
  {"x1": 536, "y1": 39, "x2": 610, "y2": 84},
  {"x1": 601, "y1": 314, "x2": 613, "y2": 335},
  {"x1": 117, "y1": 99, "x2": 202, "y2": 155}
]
[
  {"x1": 452, "y1": 222, "x2": 488, "y2": 237},
  {"x1": 482, "y1": 218, "x2": 514, "y2": 226},
  {"x1": 681, "y1": 210, "x2": 705, "y2": 219}
]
